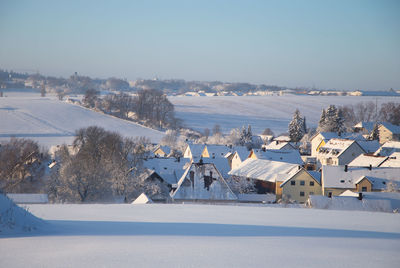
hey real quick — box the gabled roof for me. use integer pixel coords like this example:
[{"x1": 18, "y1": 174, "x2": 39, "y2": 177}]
[
  {"x1": 205, "y1": 144, "x2": 232, "y2": 158},
  {"x1": 228, "y1": 158, "x2": 300, "y2": 182},
  {"x1": 374, "y1": 141, "x2": 400, "y2": 156},
  {"x1": 251, "y1": 149, "x2": 303, "y2": 165},
  {"x1": 311, "y1": 132, "x2": 366, "y2": 142},
  {"x1": 143, "y1": 158, "x2": 190, "y2": 185},
  {"x1": 380, "y1": 122, "x2": 400, "y2": 134},
  {"x1": 264, "y1": 141, "x2": 295, "y2": 150},
  {"x1": 348, "y1": 154, "x2": 388, "y2": 167},
  {"x1": 185, "y1": 143, "x2": 206, "y2": 159},
  {"x1": 318, "y1": 139, "x2": 362, "y2": 157},
  {"x1": 356, "y1": 140, "x2": 380, "y2": 154},
  {"x1": 354, "y1": 176, "x2": 372, "y2": 185},
  {"x1": 322, "y1": 165, "x2": 400, "y2": 190},
  {"x1": 153, "y1": 145, "x2": 171, "y2": 156},
  {"x1": 201, "y1": 157, "x2": 231, "y2": 178},
  {"x1": 280, "y1": 168, "x2": 322, "y2": 187}
]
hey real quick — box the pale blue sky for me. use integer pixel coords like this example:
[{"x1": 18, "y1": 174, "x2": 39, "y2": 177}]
[{"x1": 0, "y1": 0, "x2": 399, "y2": 90}]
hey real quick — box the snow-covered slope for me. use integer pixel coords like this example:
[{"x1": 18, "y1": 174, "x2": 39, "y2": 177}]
[
  {"x1": 0, "y1": 94, "x2": 164, "y2": 148},
  {"x1": 1, "y1": 204, "x2": 399, "y2": 268},
  {"x1": 169, "y1": 95, "x2": 400, "y2": 134},
  {"x1": 0, "y1": 194, "x2": 43, "y2": 235}
]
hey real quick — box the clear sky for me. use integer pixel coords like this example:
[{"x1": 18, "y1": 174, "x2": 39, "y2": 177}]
[{"x1": 0, "y1": 0, "x2": 399, "y2": 90}]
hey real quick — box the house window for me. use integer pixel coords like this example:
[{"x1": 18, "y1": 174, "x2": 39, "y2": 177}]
[
  {"x1": 291, "y1": 181, "x2": 296, "y2": 186},
  {"x1": 300, "y1": 191, "x2": 305, "y2": 197},
  {"x1": 300, "y1": 180, "x2": 305, "y2": 186},
  {"x1": 362, "y1": 186, "x2": 367, "y2": 192},
  {"x1": 309, "y1": 181, "x2": 314, "y2": 186}
]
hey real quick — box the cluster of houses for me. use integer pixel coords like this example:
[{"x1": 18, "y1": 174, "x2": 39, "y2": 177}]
[{"x1": 140, "y1": 121, "x2": 400, "y2": 205}]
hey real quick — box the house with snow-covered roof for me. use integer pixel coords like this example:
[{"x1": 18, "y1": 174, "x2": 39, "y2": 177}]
[
  {"x1": 375, "y1": 141, "x2": 400, "y2": 156},
  {"x1": 278, "y1": 168, "x2": 322, "y2": 203},
  {"x1": 171, "y1": 162, "x2": 237, "y2": 202},
  {"x1": 310, "y1": 132, "x2": 365, "y2": 157},
  {"x1": 183, "y1": 143, "x2": 206, "y2": 160},
  {"x1": 202, "y1": 144, "x2": 233, "y2": 159},
  {"x1": 153, "y1": 145, "x2": 172, "y2": 158},
  {"x1": 248, "y1": 148, "x2": 304, "y2": 165},
  {"x1": 378, "y1": 122, "x2": 400, "y2": 143},
  {"x1": 316, "y1": 138, "x2": 365, "y2": 166},
  {"x1": 225, "y1": 147, "x2": 250, "y2": 170},
  {"x1": 263, "y1": 141, "x2": 295, "y2": 151},
  {"x1": 356, "y1": 140, "x2": 380, "y2": 154},
  {"x1": 228, "y1": 158, "x2": 300, "y2": 194},
  {"x1": 321, "y1": 165, "x2": 400, "y2": 196}
]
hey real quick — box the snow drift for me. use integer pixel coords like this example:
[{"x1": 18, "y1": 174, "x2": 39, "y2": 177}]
[{"x1": 0, "y1": 194, "x2": 43, "y2": 234}]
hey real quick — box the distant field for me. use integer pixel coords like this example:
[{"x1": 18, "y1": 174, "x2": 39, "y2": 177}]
[
  {"x1": 169, "y1": 95, "x2": 400, "y2": 134},
  {"x1": 0, "y1": 91, "x2": 164, "y2": 148},
  {"x1": 1, "y1": 203, "x2": 399, "y2": 268}
]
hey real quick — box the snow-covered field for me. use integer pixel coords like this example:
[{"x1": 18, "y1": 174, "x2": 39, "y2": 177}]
[
  {"x1": 1, "y1": 203, "x2": 399, "y2": 268},
  {"x1": 169, "y1": 95, "x2": 400, "y2": 134},
  {"x1": 0, "y1": 90, "x2": 164, "y2": 148}
]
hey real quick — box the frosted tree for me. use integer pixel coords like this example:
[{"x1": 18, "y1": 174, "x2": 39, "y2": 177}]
[
  {"x1": 288, "y1": 109, "x2": 305, "y2": 142},
  {"x1": 317, "y1": 109, "x2": 326, "y2": 132},
  {"x1": 239, "y1": 126, "x2": 247, "y2": 146},
  {"x1": 246, "y1": 125, "x2": 253, "y2": 143},
  {"x1": 369, "y1": 123, "x2": 380, "y2": 141},
  {"x1": 317, "y1": 105, "x2": 344, "y2": 134},
  {"x1": 333, "y1": 108, "x2": 346, "y2": 134}
]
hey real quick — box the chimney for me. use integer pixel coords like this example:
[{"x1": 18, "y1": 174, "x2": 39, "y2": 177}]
[
  {"x1": 344, "y1": 165, "x2": 348, "y2": 172},
  {"x1": 358, "y1": 192, "x2": 363, "y2": 200},
  {"x1": 276, "y1": 141, "x2": 278, "y2": 145}
]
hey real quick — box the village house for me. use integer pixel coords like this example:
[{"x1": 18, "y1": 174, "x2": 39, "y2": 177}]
[
  {"x1": 228, "y1": 158, "x2": 300, "y2": 194},
  {"x1": 152, "y1": 145, "x2": 172, "y2": 158},
  {"x1": 225, "y1": 147, "x2": 250, "y2": 170},
  {"x1": 316, "y1": 138, "x2": 365, "y2": 166},
  {"x1": 310, "y1": 132, "x2": 365, "y2": 157},
  {"x1": 353, "y1": 122, "x2": 375, "y2": 135},
  {"x1": 378, "y1": 123, "x2": 400, "y2": 143},
  {"x1": 263, "y1": 141, "x2": 295, "y2": 150},
  {"x1": 321, "y1": 165, "x2": 400, "y2": 196},
  {"x1": 278, "y1": 168, "x2": 322, "y2": 203},
  {"x1": 171, "y1": 162, "x2": 237, "y2": 202}
]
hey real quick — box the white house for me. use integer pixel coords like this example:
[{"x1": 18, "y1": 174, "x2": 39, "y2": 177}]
[
  {"x1": 310, "y1": 132, "x2": 365, "y2": 157},
  {"x1": 316, "y1": 139, "x2": 365, "y2": 166}
]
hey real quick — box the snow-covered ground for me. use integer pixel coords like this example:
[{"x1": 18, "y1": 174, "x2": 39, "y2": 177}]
[
  {"x1": 1, "y1": 203, "x2": 399, "y2": 268},
  {"x1": 169, "y1": 95, "x2": 400, "y2": 134},
  {"x1": 0, "y1": 91, "x2": 164, "y2": 148}
]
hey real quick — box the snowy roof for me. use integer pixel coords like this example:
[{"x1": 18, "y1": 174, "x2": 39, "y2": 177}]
[
  {"x1": 205, "y1": 144, "x2": 233, "y2": 158},
  {"x1": 228, "y1": 158, "x2": 300, "y2": 182},
  {"x1": 274, "y1": 135, "x2": 291, "y2": 142},
  {"x1": 339, "y1": 190, "x2": 359, "y2": 197},
  {"x1": 185, "y1": 143, "x2": 206, "y2": 159},
  {"x1": 375, "y1": 141, "x2": 400, "y2": 156},
  {"x1": 231, "y1": 146, "x2": 251, "y2": 161},
  {"x1": 280, "y1": 169, "x2": 321, "y2": 187},
  {"x1": 322, "y1": 165, "x2": 400, "y2": 190},
  {"x1": 348, "y1": 154, "x2": 388, "y2": 167},
  {"x1": 143, "y1": 158, "x2": 190, "y2": 185},
  {"x1": 131, "y1": 193, "x2": 153, "y2": 204},
  {"x1": 263, "y1": 141, "x2": 295, "y2": 150},
  {"x1": 356, "y1": 140, "x2": 380, "y2": 154},
  {"x1": 312, "y1": 132, "x2": 366, "y2": 142},
  {"x1": 380, "y1": 152, "x2": 400, "y2": 167},
  {"x1": 380, "y1": 122, "x2": 400, "y2": 134},
  {"x1": 6, "y1": 194, "x2": 48, "y2": 204},
  {"x1": 318, "y1": 139, "x2": 360, "y2": 157},
  {"x1": 251, "y1": 149, "x2": 304, "y2": 165},
  {"x1": 153, "y1": 145, "x2": 171, "y2": 156},
  {"x1": 200, "y1": 157, "x2": 231, "y2": 178},
  {"x1": 353, "y1": 122, "x2": 375, "y2": 132}
]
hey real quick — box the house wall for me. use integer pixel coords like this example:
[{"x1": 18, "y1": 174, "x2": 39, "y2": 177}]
[
  {"x1": 281, "y1": 170, "x2": 322, "y2": 203},
  {"x1": 379, "y1": 125, "x2": 399, "y2": 143},
  {"x1": 231, "y1": 153, "x2": 243, "y2": 170},
  {"x1": 311, "y1": 135, "x2": 324, "y2": 157},
  {"x1": 202, "y1": 147, "x2": 210, "y2": 158},
  {"x1": 356, "y1": 179, "x2": 372, "y2": 192},
  {"x1": 323, "y1": 188, "x2": 349, "y2": 196},
  {"x1": 154, "y1": 148, "x2": 166, "y2": 157},
  {"x1": 183, "y1": 147, "x2": 192, "y2": 158},
  {"x1": 338, "y1": 143, "x2": 365, "y2": 165},
  {"x1": 275, "y1": 181, "x2": 283, "y2": 200}
]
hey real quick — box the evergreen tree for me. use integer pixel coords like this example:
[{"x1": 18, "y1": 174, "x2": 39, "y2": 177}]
[
  {"x1": 288, "y1": 109, "x2": 305, "y2": 142},
  {"x1": 303, "y1": 117, "x2": 307, "y2": 134},
  {"x1": 246, "y1": 125, "x2": 253, "y2": 144},
  {"x1": 334, "y1": 108, "x2": 345, "y2": 134},
  {"x1": 370, "y1": 123, "x2": 380, "y2": 141},
  {"x1": 239, "y1": 126, "x2": 247, "y2": 146},
  {"x1": 318, "y1": 109, "x2": 326, "y2": 131}
]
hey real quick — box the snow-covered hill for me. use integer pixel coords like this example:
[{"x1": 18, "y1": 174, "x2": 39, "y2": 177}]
[
  {"x1": 169, "y1": 95, "x2": 400, "y2": 134},
  {"x1": 0, "y1": 93, "x2": 165, "y2": 148},
  {"x1": 1, "y1": 203, "x2": 399, "y2": 267}
]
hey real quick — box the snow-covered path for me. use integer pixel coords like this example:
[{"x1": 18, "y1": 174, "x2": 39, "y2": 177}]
[{"x1": 1, "y1": 204, "x2": 399, "y2": 267}]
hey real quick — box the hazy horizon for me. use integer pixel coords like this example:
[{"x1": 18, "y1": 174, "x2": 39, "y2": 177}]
[{"x1": 1, "y1": 0, "x2": 399, "y2": 91}]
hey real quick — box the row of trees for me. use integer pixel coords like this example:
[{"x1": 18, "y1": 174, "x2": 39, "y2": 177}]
[{"x1": 82, "y1": 88, "x2": 181, "y2": 130}]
